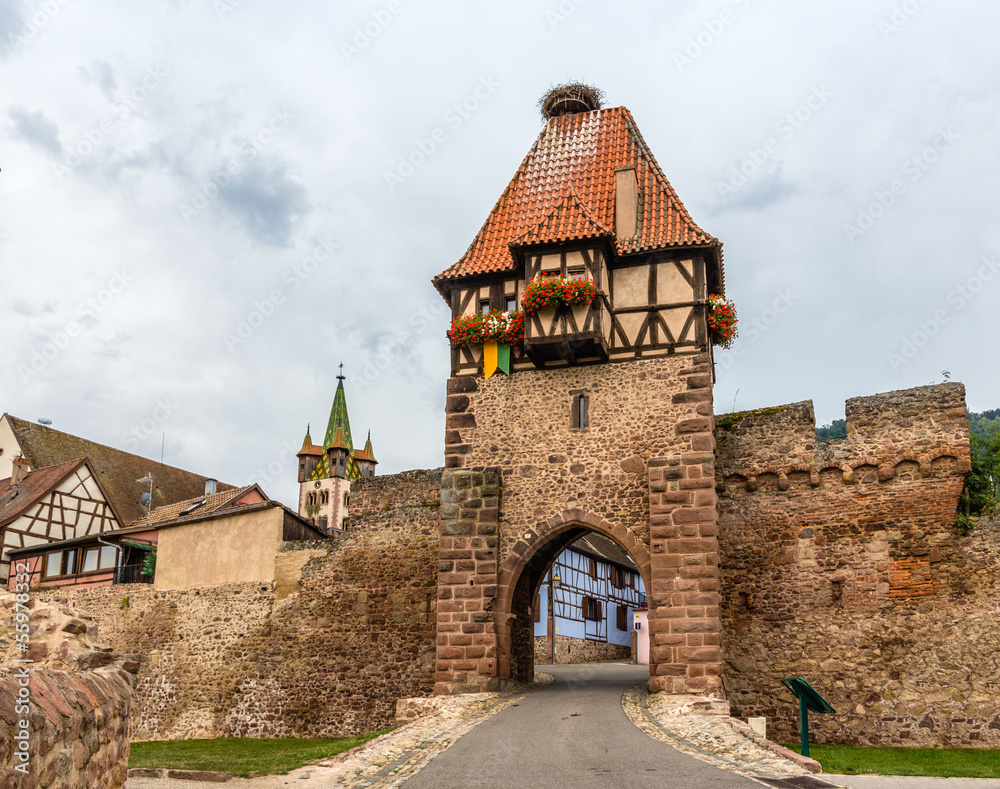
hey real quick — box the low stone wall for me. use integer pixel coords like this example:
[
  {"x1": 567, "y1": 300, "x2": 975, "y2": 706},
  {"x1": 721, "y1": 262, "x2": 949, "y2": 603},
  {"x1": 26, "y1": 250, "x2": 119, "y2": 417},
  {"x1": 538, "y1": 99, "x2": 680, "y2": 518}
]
[
  {"x1": 533, "y1": 635, "x2": 631, "y2": 664},
  {"x1": 26, "y1": 469, "x2": 442, "y2": 741},
  {"x1": 0, "y1": 665, "x2": 135, "y2": 789},
  {"x1": 0, "y1": 592, "x2": 137, "y2": 788}
]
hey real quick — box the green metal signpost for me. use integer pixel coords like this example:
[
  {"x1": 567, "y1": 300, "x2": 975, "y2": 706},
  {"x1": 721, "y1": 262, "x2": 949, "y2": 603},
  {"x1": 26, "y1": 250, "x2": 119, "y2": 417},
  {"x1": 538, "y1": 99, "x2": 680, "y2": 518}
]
[{"x1": 781, "y1": 677, "x2": 836, "y2": 757}]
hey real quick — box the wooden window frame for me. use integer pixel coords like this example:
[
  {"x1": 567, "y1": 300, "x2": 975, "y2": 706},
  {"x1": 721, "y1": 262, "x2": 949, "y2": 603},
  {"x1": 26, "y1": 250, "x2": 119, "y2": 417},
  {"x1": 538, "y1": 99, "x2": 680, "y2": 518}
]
[
  {"x1": 43, "y1": 548, "x2": 78, "y2": 579},
  {"x1": 582, "y1": 595, "x2": 602, "y2": 621},
  {"x1": 80, "y1": 545, "x2": 118, "y2": 574}
]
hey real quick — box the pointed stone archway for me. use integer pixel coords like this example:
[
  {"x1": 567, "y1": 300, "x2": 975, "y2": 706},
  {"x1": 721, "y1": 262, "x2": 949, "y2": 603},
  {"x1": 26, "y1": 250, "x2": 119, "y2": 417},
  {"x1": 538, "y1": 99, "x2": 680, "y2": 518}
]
[{"x1": 491, "y1": 508, "x2": 651, "y2": 684}]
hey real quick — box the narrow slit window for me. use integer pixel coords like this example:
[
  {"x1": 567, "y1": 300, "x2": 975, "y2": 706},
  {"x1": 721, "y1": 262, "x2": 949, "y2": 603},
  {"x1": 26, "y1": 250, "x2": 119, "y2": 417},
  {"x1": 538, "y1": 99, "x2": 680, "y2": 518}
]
[{"x1": 573, "y1": 394, "x2": 589, "y2": 429}]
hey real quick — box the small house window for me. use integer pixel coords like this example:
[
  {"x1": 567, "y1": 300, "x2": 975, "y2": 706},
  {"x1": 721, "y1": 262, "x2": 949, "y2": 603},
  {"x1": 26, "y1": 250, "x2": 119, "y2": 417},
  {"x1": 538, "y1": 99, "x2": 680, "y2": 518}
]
[
  {"x1": 582, "y1": 596, "x2": 602, "y2": 621},
  {"x1": 81, "y1": 545, "x2": 117, "y2": 573},
  {"x1": 611, "y1": 566, "x2": 625, "y2": 589},
  {"x1": 321, "y1": 491, "x2": 329, "y2": 505},
  {"x1": 572, "y1": 394, "x2": 589, "y2": 429},
  {"x1": 505, "y1": 295, "x2": 517, "y2": 312},
  {"x1": 567, "y1": 265, "x2": 586, "y2": 281},
  {"x1": 44, "y1": 549, "x2": 76, "y2": 578},
  {"x1": 617, "y1": 605, "x2": 628, "y2": 631},
  {"x1": 480, "y1": 299, "x2": 491, "y2": 314}
]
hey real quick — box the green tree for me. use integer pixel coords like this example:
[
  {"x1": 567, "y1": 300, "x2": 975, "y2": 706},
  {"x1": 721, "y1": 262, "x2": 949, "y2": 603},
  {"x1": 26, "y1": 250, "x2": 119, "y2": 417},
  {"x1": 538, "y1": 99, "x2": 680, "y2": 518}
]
[
  {"x1": 817, "y1": 419, "x2": 847, "y2": 441},
  {"x1": 960, "y1": 415, "x2": 1000, "y2": 518}
]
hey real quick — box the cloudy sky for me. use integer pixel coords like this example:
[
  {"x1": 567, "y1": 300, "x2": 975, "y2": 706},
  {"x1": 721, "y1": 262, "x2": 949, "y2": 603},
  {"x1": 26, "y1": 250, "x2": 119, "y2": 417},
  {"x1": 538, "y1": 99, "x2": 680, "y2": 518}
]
[{"x1": 2, "y1": 1, "x2": 998, "y2": 508}]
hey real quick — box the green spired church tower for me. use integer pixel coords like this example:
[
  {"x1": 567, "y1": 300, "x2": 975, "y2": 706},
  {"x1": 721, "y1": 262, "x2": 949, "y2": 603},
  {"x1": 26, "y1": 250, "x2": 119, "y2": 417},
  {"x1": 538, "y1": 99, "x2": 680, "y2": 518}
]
[{"x1": 296, "y1": 368, "x2": 378, "y2": 533}]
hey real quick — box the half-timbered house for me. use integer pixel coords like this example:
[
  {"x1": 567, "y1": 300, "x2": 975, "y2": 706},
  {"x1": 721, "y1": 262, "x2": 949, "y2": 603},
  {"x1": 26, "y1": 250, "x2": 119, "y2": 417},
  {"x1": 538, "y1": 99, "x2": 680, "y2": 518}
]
[
  {"x1": 7, "y1": 483, "x2": 326, "y2": 591},
  {"x1": 0, "y1": 413, "x2": 232, "y2": 523},
  {"x1": 534, "y1": 533, "x2": 646, "y2": 664},
  {"x1": 0, "y1": 457, "x2": 122, "y2": 583}
]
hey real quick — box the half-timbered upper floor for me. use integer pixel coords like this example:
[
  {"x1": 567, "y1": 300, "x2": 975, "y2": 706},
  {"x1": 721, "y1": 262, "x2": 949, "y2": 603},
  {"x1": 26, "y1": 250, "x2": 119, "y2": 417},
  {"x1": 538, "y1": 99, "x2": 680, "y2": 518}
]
[
  {"x1": 0, "y1": 458, "x2": 122, "y2": 582},
  {"x1": 433, "y1": 96, "x2": 724, "y2": 377}
]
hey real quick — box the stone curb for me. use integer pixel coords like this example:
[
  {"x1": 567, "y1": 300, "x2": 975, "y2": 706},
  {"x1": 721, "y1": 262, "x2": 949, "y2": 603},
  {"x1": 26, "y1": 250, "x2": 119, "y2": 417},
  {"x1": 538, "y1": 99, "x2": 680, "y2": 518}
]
[
  {"x1": 726, "y1": 718, "x2": 823, "y2": 774},
  {"x1": 127, "y1": 768, "x2": 233, "y2": 782}
]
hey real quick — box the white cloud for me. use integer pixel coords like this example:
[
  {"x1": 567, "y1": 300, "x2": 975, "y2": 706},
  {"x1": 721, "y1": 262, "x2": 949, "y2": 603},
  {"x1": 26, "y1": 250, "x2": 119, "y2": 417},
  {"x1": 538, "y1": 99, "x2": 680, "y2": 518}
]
[{"x1": 1, "y1": 0, "x2": 998, "y2": 508}]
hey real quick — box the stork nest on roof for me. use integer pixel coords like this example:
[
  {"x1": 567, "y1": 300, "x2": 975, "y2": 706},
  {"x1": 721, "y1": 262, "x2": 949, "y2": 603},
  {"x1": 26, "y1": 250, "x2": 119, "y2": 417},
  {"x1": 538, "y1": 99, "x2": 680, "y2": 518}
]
[{"x1": 539, "y1": 82, "x2": 605, "y2": 120}]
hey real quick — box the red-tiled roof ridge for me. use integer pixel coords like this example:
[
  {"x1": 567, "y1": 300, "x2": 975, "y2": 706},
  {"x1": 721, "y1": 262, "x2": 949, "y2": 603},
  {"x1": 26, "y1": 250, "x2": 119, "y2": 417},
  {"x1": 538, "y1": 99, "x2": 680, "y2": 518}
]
[
  {"x1": 433, "y1": 106, "x2": 722, "y2": 295},
  {"x1": 514, "y1": 187, "x2": 612, "y2": 247},
  {"x1": 0, "y1": 458, "x2": 87, "y2": 527}
]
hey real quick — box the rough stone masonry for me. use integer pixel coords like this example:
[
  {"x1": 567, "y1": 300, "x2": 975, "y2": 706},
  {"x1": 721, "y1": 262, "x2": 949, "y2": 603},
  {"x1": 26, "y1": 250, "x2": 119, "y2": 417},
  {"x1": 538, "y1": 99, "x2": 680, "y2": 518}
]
[{"x1": 715, "y1": 383, "x2": 999, "y2": 747}]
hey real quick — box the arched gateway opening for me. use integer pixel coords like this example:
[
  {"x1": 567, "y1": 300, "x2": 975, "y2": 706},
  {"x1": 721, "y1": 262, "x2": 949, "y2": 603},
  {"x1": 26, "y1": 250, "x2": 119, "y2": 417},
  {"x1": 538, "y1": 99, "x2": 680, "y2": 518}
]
[
  {"x1": 435, "y1": 467, "x2": 724, "y2": 698},
  {"x1": 498, "y1": 523, "x2": 649, "y2": 684}
]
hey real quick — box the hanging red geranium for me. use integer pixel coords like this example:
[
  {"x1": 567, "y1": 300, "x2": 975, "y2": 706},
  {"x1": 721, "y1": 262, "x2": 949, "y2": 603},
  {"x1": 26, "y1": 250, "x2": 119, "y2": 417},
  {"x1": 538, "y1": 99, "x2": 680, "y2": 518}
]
[
  {"x1": 521, "y1": 274, "x2": 598, "y2": 314},
  {"x1": 707, "y1": 294, "x2": 738, "y2": 349},
  {"x1": 448, "y1": 310, "x2": 525, "y2": 347}
]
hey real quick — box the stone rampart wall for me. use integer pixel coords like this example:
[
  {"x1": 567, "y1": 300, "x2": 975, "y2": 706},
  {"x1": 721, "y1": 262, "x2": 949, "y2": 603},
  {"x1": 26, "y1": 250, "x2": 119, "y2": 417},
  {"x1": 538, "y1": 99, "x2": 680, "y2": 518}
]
[
  {"x1": 715, "y1": 384, "x2": 999, "y2": 746},
  {"x1": 27, "y1": 469, "x2": 442, "y2": 741}
]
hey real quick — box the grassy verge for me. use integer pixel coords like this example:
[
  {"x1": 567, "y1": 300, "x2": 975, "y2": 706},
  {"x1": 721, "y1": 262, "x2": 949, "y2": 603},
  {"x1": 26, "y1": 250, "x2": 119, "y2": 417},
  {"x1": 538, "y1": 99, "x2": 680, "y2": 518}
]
[
  {"x1": 129, "y1": 729, "x2": 395, "y2": 777},
  {"x1": 786, "y1": 744, "x2": 1000, "y2": 779}
]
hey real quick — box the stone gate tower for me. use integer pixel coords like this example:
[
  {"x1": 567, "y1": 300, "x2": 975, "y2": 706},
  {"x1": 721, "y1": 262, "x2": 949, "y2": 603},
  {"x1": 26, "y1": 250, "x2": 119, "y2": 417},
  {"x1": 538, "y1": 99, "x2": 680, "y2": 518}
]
[{"x1": 432, "y1": 85, "x2": 727, "y2": 695}]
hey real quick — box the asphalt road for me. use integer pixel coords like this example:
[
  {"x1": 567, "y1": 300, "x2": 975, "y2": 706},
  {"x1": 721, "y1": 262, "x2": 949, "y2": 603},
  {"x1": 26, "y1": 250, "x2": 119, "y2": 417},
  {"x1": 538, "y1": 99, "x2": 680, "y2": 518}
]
[{"x1": 400, "y1": 662, "x2": 766, "y2": 789}]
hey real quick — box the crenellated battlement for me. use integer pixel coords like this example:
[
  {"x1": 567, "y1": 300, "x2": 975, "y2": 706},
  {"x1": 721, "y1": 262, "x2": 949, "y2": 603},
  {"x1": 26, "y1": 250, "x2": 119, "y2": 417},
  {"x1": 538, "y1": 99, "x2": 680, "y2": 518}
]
[{"x1": 714, "y1": 383, "x2": 970, "y2": 489}]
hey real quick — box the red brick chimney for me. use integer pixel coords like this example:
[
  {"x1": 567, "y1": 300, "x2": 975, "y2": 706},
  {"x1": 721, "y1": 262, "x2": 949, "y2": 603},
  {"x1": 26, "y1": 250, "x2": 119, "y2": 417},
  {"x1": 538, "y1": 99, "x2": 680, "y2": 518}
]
[{"x1": 10, "y1": 456, "x2": 30, "y2": 486}]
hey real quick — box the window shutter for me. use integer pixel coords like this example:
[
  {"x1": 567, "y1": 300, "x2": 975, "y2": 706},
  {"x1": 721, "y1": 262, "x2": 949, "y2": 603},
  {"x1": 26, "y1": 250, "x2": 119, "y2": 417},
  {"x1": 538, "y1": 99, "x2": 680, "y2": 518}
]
[
  {"x1": 596, "y1": 600, "x2": 603, "y2": 621},
  {"x1": 581, "y1": 595, "x2": 590, "y2": 619}
]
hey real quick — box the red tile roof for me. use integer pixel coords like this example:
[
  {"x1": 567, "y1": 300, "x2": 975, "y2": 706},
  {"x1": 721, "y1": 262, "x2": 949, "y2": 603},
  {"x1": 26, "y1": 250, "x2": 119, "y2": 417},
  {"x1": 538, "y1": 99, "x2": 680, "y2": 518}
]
[
  {"x1": 0, "y1": 459, "x2": 86, "y2": 527},
  {"x1": 125, "y1": 484, "x2": 260, "y2": 528},
  {"x1": 353, "y1": 434, "x2": 378, "y2": 464},
  {"x1": 434, "y1": 106, "x2": 722, "y2": 294}
]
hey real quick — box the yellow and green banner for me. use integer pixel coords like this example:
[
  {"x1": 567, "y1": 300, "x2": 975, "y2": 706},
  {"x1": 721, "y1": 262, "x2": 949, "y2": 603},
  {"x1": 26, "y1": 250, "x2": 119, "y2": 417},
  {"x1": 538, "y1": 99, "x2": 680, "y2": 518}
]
[{"x1": 483, "y1": 342, "x2": 511, "y2": 380}]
